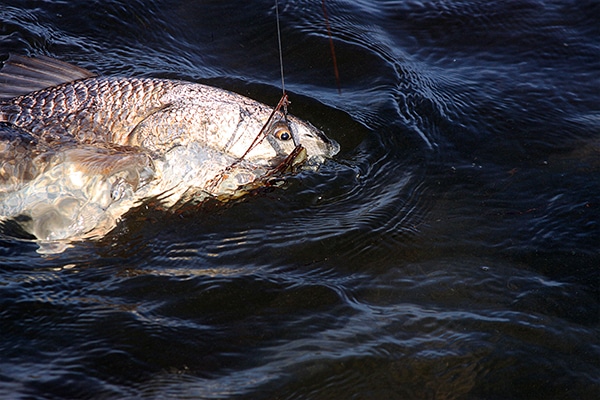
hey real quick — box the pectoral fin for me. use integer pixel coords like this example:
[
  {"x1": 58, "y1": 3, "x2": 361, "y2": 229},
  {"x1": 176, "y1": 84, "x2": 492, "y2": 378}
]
[
  {"x1": 1, "y1": 142, "x2": 156, "y2": 245},
  {"x1": 0, "y1": 123, "x2": 53, "y2": 192}
]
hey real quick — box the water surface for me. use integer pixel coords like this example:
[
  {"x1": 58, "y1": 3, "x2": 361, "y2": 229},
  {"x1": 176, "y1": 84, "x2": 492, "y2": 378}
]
[{"x1": 1, "y1": 0, "x2": 598, "y2": 398}]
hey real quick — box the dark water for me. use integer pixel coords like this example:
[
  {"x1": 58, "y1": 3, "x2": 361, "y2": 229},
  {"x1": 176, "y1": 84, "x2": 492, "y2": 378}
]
[{"x1": 1, "y1": 0, "x2": 599, "y2": 398}]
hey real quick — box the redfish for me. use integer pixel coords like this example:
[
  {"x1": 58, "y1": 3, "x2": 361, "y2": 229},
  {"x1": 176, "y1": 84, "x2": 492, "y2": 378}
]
[{"x1": 0, "y1": 55, "x2": 339, "y2": 252}]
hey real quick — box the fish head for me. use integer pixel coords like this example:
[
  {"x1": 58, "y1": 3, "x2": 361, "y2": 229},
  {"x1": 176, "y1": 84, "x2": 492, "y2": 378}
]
[
  {"x1": 226, "y1": 110, "x2": 339, "y2": 170},
  {"x1": 279, "y1": 114, "x2": 340, "y2": 166},
  {"x1": 149, "y1": 83, "x2": 339, "y2": 171}
]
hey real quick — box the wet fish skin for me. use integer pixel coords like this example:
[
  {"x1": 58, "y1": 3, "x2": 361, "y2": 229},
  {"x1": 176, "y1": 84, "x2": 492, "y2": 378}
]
[
  {"x1": 2, "y1": 76, "x2": 170, "y2": 146},
  {"x1": 0, "y1": 58, "x2": 338, "y2": 164},
  {"x1": 0, "y1": 73, "x2": 337, "y2": 192},
  {"x1": 0, "y1": 55, "x2": 339, "y2": 252}
]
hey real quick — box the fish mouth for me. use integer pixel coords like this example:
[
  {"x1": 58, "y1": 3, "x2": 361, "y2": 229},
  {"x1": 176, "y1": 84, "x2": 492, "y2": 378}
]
[
  {"x1": 306, "y1": 131, "x2": 339, "y2": 165},
  {"x1": 268, "y1": 131, "x2": 339, "y2": 168},
  {"x1": 268, "y1": 145, "x2": 308, "y2": 173},
  {"x1": 325, "y1": 137, "x2": 341, "y2": 157},
  {"x1": 315, "y1": 129, "x2": 340, "y2": 158}
]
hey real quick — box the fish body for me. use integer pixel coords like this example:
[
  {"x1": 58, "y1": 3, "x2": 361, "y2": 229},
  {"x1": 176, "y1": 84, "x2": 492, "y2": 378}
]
[{"x1": 0, "y1": 55, "x2": 338, "y2": 252}]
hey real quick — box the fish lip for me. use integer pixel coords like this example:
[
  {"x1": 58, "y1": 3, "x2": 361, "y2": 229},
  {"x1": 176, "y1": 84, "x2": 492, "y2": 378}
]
[
  {"x1": 315, "y1": 129, "x2": 340, "y2": 157},
  {"x1": 303, "y1": 141, "x2": 338, "y2": 167},
  {"x1": 326, "y1": 138, "x2": 341, "y2": 157},
  {"x1": 303, "y1": 135, "x2": 339, "y2": 166},
  {"x1": 305, "y1": 156, "x2": 326, "y2": 167}
]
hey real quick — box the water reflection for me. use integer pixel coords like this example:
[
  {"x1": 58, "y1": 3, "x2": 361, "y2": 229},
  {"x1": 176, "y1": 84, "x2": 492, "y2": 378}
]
[{"x1": 1, "y1": 0, "x2": 598, "y2": 398}]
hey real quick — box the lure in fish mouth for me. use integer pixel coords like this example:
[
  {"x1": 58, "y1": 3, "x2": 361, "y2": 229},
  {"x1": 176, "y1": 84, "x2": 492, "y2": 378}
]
[{"x1": 0, "y1": 54, "x2": 339, "y2": 252}]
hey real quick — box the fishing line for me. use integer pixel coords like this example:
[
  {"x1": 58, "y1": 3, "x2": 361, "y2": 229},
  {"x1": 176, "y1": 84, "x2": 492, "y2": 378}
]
[
  {"x1": 321, "y1": 0, "x2": 341, "y2": 94},
  {"x1": 275, "y1": 0, "x2": 286, "y2": 100},
  {"x1": 275, "y1": 0, "x2": 302, "y2": 148},
  {"x1": 207, "y1": 0, "x2": 303, "y2": 193},
  {"x1": 206, "y1": 94, "x2": 291, "y2": 191}
]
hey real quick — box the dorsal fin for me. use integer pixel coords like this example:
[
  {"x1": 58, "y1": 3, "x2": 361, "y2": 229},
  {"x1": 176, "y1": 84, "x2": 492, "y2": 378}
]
[{"x1": 0, "y1": 54, "x2": 97, "y2": 101}]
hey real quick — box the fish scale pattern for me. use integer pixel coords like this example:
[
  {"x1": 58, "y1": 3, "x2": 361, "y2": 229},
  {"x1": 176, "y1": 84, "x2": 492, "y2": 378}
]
[{"x1": 1, "y1": 76, "x2": 173, "y2": 146}]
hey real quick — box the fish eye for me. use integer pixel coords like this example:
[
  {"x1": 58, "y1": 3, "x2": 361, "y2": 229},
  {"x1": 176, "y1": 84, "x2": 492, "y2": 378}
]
[{"x1": 273, "y1": 124, "x2": 292, "y2": 141}]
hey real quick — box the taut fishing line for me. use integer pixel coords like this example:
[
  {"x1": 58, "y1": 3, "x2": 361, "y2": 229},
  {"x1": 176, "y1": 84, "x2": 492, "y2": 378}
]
[{"x1": 275, "y1": 0, "x2": 286, "y2": 100}]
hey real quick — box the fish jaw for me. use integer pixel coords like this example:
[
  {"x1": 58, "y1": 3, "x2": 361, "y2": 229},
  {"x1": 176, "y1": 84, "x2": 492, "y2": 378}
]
[
  {"x1": 207, "y1": 104, "x2": 339, "y2": 169},
  {"x1": 286, "y1": 115, "x2": 340, "y2": 165}
]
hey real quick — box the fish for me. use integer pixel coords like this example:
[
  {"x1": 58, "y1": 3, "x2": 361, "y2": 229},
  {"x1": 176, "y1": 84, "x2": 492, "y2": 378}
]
[{"x1": 0, "y1": 54, "x2": 339, "y2": 253}]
